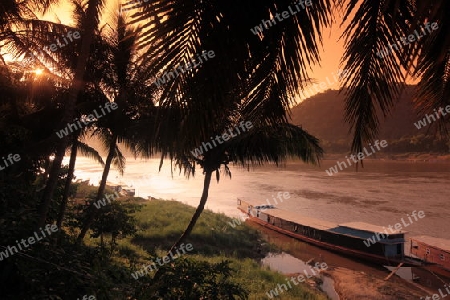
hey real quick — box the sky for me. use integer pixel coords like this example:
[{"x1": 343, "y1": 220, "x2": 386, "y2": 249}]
[{"x1": 9, "y1": 0, "x2": 349, "y2": 103}]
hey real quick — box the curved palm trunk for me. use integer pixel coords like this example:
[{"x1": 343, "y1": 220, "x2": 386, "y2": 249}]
[
  {"x1": 76, "y1": 134, "x2": 118, "y2": 244},
  {"x1": 169, "y1": 169, "x2": 213, "y2": 252},
  {"x1": 37, "y1": 0, "x2": 100, "y2": 228},
  {"x1": 169, "y1": 170, "x2": 213, "y2": 253},
  {"x1": 154, "y1": 169, "x2": 213, "y2": 279},
  {"x1": 56, "y1": 136, "x2": 78, "y2": 230}
]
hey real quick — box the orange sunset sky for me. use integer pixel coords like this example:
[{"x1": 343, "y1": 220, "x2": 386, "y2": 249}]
[
  {"x1": 41, "y1": 0, "x2": 347, "y2": 86},
  {"x1": 5, "y1": 1, "x2": 402, "y2": 104}
]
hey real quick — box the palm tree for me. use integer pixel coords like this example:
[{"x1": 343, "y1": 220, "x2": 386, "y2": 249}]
[
  {"x1": 75, "y1": 128, "x2": 125, "y2": 244},
  {"x1": 56, "y1": 132, "x2": 105, "y2": 230},
  {"x1": 338, "y1": 0, "x2": 449, "y2": 155},
  {"x1": 125, "y1": 0, "x2": 331, "y2": 260},
  {"x1": 37, "y1": 0, "x2": 105, "y2": 228},
  {"x1": 76, "y1": 12, "x2": 156, "y2": 243},
  {"x1": 2, "y1": 0, "x2": 107, "y2": 228},
  {"x1": 130, "y1": 101, "x2": 323, "y2": 282},
  {"x1": 0, "y1": 61, "x2": 106, "y2": 231},
  {"x1": 172, "y1": 123, "x2": 323, "y2": 255}
]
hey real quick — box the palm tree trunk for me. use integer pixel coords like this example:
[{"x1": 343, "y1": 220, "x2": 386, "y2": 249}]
[
  {"x1": 76, "y1": 134, "x2": 118, "y2": 244},
  {"x1": 37, "y1": 0, "x2": 100, "y2": 228},
  {"x1": 38, "y1": 143, "x2": 67, "y2": 227},
  {"x1": 168, "y1": 169, "x2": 213, "y2": 252},
  {"x1": 56, "y1": 136, "x2": 78, "y2": 230},
  {"x1": 153, "y1": 169, "x2": 213, "y2": 279}
]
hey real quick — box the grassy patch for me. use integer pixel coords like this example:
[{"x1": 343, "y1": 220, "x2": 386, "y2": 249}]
[
  {"x1": 86, "y1": 198, "x2": 328, "y2": 299},
  {"x1": 131, "y1": 199, "x2": 264, "y2": 258}
]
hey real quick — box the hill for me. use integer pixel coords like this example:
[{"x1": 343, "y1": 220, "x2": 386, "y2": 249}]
[{"x1": 289, "y1": 86, "x2": 449, "y2": 154}]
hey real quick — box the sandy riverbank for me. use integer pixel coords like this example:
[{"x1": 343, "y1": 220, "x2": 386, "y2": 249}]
[
  {"x1": 251, "y1": 221, "x2": 440, "y2": 299},
  {"x1": 324, "y1": 267, "x2": 428, "y2": 299}
]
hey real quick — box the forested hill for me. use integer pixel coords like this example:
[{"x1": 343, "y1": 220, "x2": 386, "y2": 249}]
[{"x1": 289, "y1": 85, "x2": 449, "y2": 154}]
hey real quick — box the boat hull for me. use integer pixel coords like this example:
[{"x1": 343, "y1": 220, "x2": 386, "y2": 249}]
[{"x1": 241, "y1": 209, "x2": 412, "y2": 267}]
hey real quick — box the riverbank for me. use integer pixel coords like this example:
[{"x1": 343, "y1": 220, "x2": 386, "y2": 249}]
[
  {"x1": 74, "y1": 182, "x2": 442, "y2": 299},
  {"x1": 324, "y1": 267, "x2": 424, "y2": 299},
  {"x1": 81, "y1": 188, "x2": 328, "y2": 299},
  {"x1": 246, "y1": 219, "x2": 437, "y2": 300},
  {"x1": 67, "y1": 156, "x2": 450, "y2": 241},
  {"x1": 127, "y1": 198, "x2": 434, "y2": 299},
  {"x1": 323, "y1": 152, "x2": 450, "y2": 162}
]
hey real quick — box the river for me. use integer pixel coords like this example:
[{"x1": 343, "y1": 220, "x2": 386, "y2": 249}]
[{"x1": 66, "y1": 157, "x2": 450, "y2": 239}]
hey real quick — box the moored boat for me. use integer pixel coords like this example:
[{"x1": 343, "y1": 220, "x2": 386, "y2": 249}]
[
  {"x1": 237, "y1": 198, "x2": 420, "y2": 267},
  {"x1": 409, "y1": 235, "x2": 450, "y2": 277},
  {"x1": 106, "y1": 182, "x2": 136, "y2": 196}
]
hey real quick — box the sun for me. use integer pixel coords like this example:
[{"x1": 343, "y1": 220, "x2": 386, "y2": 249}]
[{"x1": 34, "y1": 69, "x2": 44, "y2": 76}]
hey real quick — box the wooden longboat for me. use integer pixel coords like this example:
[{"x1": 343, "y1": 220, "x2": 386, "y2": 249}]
[
  {"x1": 409, "y1": 235, "x2": 450, "y2": 277},
  {"x1": 237, "y1": 198, "x2": 421, "y2": 267}
]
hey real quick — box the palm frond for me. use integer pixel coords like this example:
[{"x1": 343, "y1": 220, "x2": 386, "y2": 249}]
[
  {"x1": 2, "y1": 19, "x2": 80, "y2": 79},
  {"x1": 411, "y1": 0, "x2": 450, "y2": 135},
  {"x1": 112, "y1": 145, "x2": 126, "y2": 175},
  {"x1": 129, "y1": 0, "x2": 332, "y2": 131},
  {"x1": 76, "y1": 141, "x2": 105, "y2": 166},
  {"x1": 339, "y1": 0, "x2": 413, "y2": 156},
  {"x1": 227, "y1": 123, "x2": 323, "y2": 168}
]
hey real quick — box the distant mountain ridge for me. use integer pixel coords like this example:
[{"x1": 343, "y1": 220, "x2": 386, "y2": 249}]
[{"x1": 289, "y1": 86, "x2": 449, "y2": 154}]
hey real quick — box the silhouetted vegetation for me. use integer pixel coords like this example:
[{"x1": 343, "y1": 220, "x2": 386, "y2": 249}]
[{"x1": 1, "y1": 0, "x2": 449, "y2": 298}]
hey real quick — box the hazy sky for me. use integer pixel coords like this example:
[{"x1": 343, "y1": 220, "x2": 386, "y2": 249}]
[{"x1": 36, "y1": 0, "x2": 347, "y2": 103}]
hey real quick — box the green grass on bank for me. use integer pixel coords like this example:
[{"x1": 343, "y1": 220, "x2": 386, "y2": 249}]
[
  {"x1": 86, "y1": 198, "x2": 328, "y2": 300},
  {"x1": 131, "y1": 199, "x2": 264, "y2": 258}
]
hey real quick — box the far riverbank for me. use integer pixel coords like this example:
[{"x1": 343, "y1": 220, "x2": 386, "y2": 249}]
[{"x1": 323, "y1": 152, "x2": 450, "y2": 162}]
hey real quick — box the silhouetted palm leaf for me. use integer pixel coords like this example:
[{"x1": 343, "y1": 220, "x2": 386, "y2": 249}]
[
  {"x1": 128, "y1": 0, "x2": 332, "y2": 130},
  {"x1": 412, "y1": 0, "x2": 450, "y2": 135},
  {"x1": 75, "y1": 140, "x2": 105, "y2": 166},
  {"x1": 339, "y1": 0, "x2": 413, "y2": 155},
  {"x1": 340, "y1": 0, "x2": 450, "y2": 154}
]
